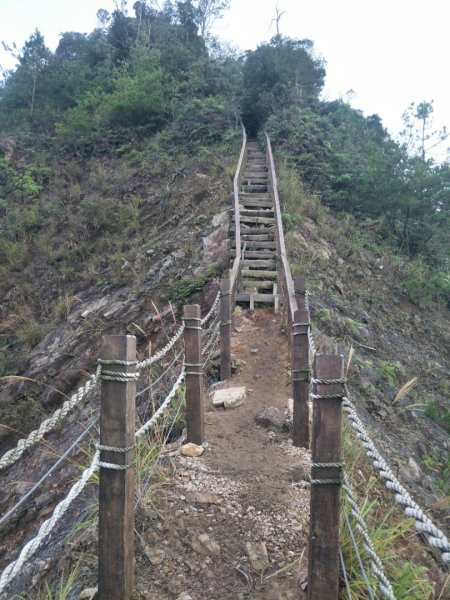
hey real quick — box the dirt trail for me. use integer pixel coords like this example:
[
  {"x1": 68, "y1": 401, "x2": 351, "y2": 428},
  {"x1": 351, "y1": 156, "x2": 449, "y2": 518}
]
[{"x1": 135, "y1": 307, "x2": 310, "y2": 600}]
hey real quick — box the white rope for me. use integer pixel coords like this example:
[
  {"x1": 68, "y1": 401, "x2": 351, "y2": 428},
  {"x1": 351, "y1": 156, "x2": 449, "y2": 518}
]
[
  {"x1": 136, "y1": 369, "x2": 185, "y2": 439},
  {"x1": 0, "y1": 369, "x2": 186, "y2": 594},
  {"x1": 136, "y1": 324, "x2": 185, "y2": 371},
  {"x1": 0, "y1": 367, "x2": 101, "y2": 471},
  {"x1": 202, "y1": 320, "x2": 220, "y2": 360},
  {"x1": 0, "y1": 451, "x2": 100, "y2": 596},
  {"x1": 201, "y1": 291, "x2": 220, "y2": 326},
  {"x1": 343, "y1": 473, "x2": 396, "y2": 600},
  {"x1": 308, "y1": 328, "x2": 317, "y2": 358},
  {"x1": 343, "y1": 393, "x2": 450, "y2": 563}
]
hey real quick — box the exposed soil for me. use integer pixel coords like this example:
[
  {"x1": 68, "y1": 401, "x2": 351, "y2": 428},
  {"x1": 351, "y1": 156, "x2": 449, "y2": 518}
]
[{"x1": 133, "y1": 307, "x2": 311, "y2": 600}]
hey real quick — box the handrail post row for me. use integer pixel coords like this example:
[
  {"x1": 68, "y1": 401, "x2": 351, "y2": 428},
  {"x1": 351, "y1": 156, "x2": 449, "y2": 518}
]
[
  {"x1": 183, "y1": 304, "x2": 204, "y2": 445},
  {"x1": 220, "y1": 277, "x2": 232, "y2": 380},
  {"x1": 292, "y1": 309, "x2": 310, "y2": 447},
  {"x1": 98, "y1": 335, "x2": 137, "y2": 600},
  {"x1": 308, "y1": 354, "x2": 345, "y2": 600}
]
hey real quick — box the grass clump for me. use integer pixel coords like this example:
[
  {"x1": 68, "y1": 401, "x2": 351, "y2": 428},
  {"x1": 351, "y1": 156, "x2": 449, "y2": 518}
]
[
  {"x1": 378, "y1": 360, "x2": 405, "y2": 386},
  {"x1": 341, "y1": 422, "x2": 435, "y2": 599},
  {"x1": 167, "y1": 264, "x2": 218, "y2": 305},
  {"x1": 424, "y1": 401, "x2": 450, "y2": 433},
  {"x1": 18, "y1": 564, "x2": 80, "y2": 600},
  {"x1": 340, "y1": 489, "x2": 434, "y2": 599}
]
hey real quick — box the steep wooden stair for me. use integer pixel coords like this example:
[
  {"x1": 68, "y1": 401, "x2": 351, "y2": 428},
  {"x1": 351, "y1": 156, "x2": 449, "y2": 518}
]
[{"x1": 232, "y1": 139, "x2": 279, "y2": 310}]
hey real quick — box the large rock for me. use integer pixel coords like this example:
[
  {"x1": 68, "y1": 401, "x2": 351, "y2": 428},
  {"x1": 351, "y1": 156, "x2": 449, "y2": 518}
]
[
  {"x1": 212, "y1": 386, "x2": 246, "y2": 409},
  {"x1": 245, "y1": 541, "x2": 269, "y2": 571},
  {"x1": 255, "y1": 406, "x2": 287, "y2": 431},
  {"x1": 180, "y1": 443, "x2": 204, "y2": 457}
]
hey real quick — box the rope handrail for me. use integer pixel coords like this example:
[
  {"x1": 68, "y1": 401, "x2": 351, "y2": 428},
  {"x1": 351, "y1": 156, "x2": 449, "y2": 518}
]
[
  {"x1": 343, "y1": 391, "x2": 450, "y2": 563},
  {"x1": 200, "y1": 290, "x2": 220, "y2": 326},
  {"x1": 136, "y1": 324, "x2": 185, "y2": 371},
  {"x1": 0, "y1": 366, "x2": 187, "y2": 596},
  {"x1": 0, "y1": 419, "x2": 99, "y2": 528},
  {"x1": 0, "y1": 366, "x2": 101, "y2": 472},
  {"x1": 342, "y1": 472, "x2": 396, "y2": 600},
  {"x1": 0, "y1": 449, "x2": 100, "y2": 596},
  {"x1": 136, "y1": 368, "x2": 185, "y2": 439}
]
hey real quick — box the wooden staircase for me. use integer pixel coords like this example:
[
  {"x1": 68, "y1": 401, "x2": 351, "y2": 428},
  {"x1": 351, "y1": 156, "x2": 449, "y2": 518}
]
[{"x1": 233, "y1": 139, "x2": 279, "y2": 311}]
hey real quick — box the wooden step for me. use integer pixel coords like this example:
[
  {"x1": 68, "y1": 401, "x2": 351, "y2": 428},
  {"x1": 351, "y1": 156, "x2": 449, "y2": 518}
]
[
  {"x1": 242, "y1": 259, "x2": 276, "y2": 269},
  {"x1": 232, "y1": 240, "x2": 277, "y2": 249},
  {"x1": 236, "y1": 292, "x2": 278, "y2": 303},
  {"x1": 244, "y1": 164, "x2": 267, "y2": 171},
  {"x1": 241, "y1": 234, "x2": 274, "y2": 242},
  {"x1": 241, "y1": 184, "x2": 268, "y2": 190},
  {"x1": 243, "y1": 172, "x2": 268, "y2": 178},
  {"x1": 239, "y1": 200, "x2": 273, "y2": 209},
  {"x1": 242, "y1": 269, "x2": 278, "y2": 279},
  {"x1": 239, "y1": 192, "x2": 270, "y2": 200},
  {"x1": 233, "y1": 226, "x2": 276, "y2": 234},
  {"x1": 242, "y1": 280, "x2": 275, "y2": 289},
  {"x1": 243, "y1": 177, "x2": 268, "y2": 184},
  {"x1": 240, "y1": 208, "x2": 274, "y2": 217},
  {"x1": 235, "y1": 216, "x2": 275, "y2": 225},
  {"x1": 231, "y1": 250, "x2": 276, "y2": 259}
]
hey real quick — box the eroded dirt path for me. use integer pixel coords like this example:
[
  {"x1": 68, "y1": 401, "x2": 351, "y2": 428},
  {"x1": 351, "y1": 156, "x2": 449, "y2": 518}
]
[{"x1": 134, "y1": 308, "x2": 310, "y2": 600}]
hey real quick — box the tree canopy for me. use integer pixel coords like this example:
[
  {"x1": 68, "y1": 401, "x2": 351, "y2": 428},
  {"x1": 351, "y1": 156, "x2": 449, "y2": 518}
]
[{"x1": 0, "y1": 1, "x2": 448, "y2": 284}]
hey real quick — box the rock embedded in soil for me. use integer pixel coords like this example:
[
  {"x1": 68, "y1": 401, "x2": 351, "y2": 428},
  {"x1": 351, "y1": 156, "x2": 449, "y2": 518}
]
[
  {"x1": 287, "y1": 464, "x2": 309, "y2": 482},
  {"x1": 245, "y1": 541, "x2": 270, "y2": 571},
  {"x1": 211, "y1": 386, "x2": 246, "y2": 409},
  {"x1": 144, "y1": 546, "x2": 166, "y2": 566},
  {"x1": 190, "y1": 533, "x2": 221, "y2": 557},
  {"x1": 180, "y1": 443, "x2": 204, "y2": 457},
  {"x1": 255, "y1": 406, "x2": 287, "y2": 431},
  {"x1": 187, "y1": 491, "x2": 220, "y2": 505}
]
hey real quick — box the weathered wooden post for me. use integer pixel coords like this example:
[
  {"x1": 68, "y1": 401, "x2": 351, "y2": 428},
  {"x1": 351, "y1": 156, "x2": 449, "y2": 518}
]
[
  {"x1": 308, "y1": 354, "x2": 345, "y2": 600},
  {"x1": 292, "y1": 308, "x2": 310, "y2": 447},
  {"x1": 183, "y1": 304, "x2": 204, "y2": 445},
  {"x1": 220, "y1": 277, "x2": 232, "y2": 380},
  {"x1": 295, "y1": 275, "x2": 307, "y2": 310},
  {"x1": 98, "y1": 335, "x2": 137, "y2": 600}
]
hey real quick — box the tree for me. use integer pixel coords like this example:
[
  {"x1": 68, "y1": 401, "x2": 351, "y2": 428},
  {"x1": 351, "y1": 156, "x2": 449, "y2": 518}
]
[
  {"x1": 241, "y1": 37, "x2": 325, "y2": 133},
  {"x1": 0, "y1": 30, "x2": 51, "y2": 119},
  {"x1": 19, "y1": 30, "x2": 51, "y2": 118},
  {"x1": 270, "y1": 2, "x2": 286, "y2": 38},
  {"x1": 401, "y1": 101, "x2": 448, "y2": 163},
  {"x1": 195, "y1": 0, "x2": 230, "y2": 39}
]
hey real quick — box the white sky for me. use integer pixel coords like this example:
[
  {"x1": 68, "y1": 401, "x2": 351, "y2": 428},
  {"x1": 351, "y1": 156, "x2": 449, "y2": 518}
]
[{"x1": 0, "y1": 0, "x2": 449, "y2": 150}]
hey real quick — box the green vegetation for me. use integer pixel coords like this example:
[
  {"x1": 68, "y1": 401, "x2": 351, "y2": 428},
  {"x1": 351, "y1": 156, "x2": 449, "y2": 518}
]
[
  {"x1": 424, "y1": 402, "x2": 450, "y2": 434},
  {"x1": 340, "y1": 491, "x2": 434, "y2": 599},
  {"x1": 167, "y1": 264, "x2": 218, "y2": 305},
  {"x1": 18, "y1": 565, "x2": 81, "y2": 600},
  {"x1": 314, "y1": 308, "x2": 331, "y2": 323},
  {"x1": 378, "y1": 361, "x2": 406, "y2": 386},
  {"x1": 342, "y1": 424, "x2": 435, "y2": 599},
  {"x1": 422, "y1": 450, "x2": 450, "y2": 495}
]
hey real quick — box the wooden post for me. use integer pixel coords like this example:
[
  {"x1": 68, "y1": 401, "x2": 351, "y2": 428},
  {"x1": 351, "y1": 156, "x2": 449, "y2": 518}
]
[
  {"x1": 183, "y1": 304, "x2": 204, "y2": 445},
  {"x1": 292, "y1": 309, "x2": 310, "y2": 447},
  {"x1": 308, "y1": 354, "x2": 344, "y2": 600},
  {"x1": 98, "y1": 335, "x2": 136, "y2": 600},
  {"x1": 295, "y1": 275, "x2": 307, "y2": 310},
  {"x1": 220, "y1": 277, "x2": 231, "y2": 380}
]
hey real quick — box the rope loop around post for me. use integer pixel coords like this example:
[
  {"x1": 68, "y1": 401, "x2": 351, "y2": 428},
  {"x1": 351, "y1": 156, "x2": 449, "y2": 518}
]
[
  {"x1": 98, "y1": 357, "x2": 139, "y2": 382},
  {"x1": 183, "y1": 316, "x2": 202, "y2": 331},
  {"x1": 311, "y1": 376, "x2": 346, "y2": 401}
]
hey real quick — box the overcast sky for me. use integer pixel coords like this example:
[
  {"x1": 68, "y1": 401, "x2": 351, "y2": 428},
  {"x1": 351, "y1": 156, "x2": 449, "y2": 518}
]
[{"x1": 0, "y1": 0, "x2": 449, "y2": 152}]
